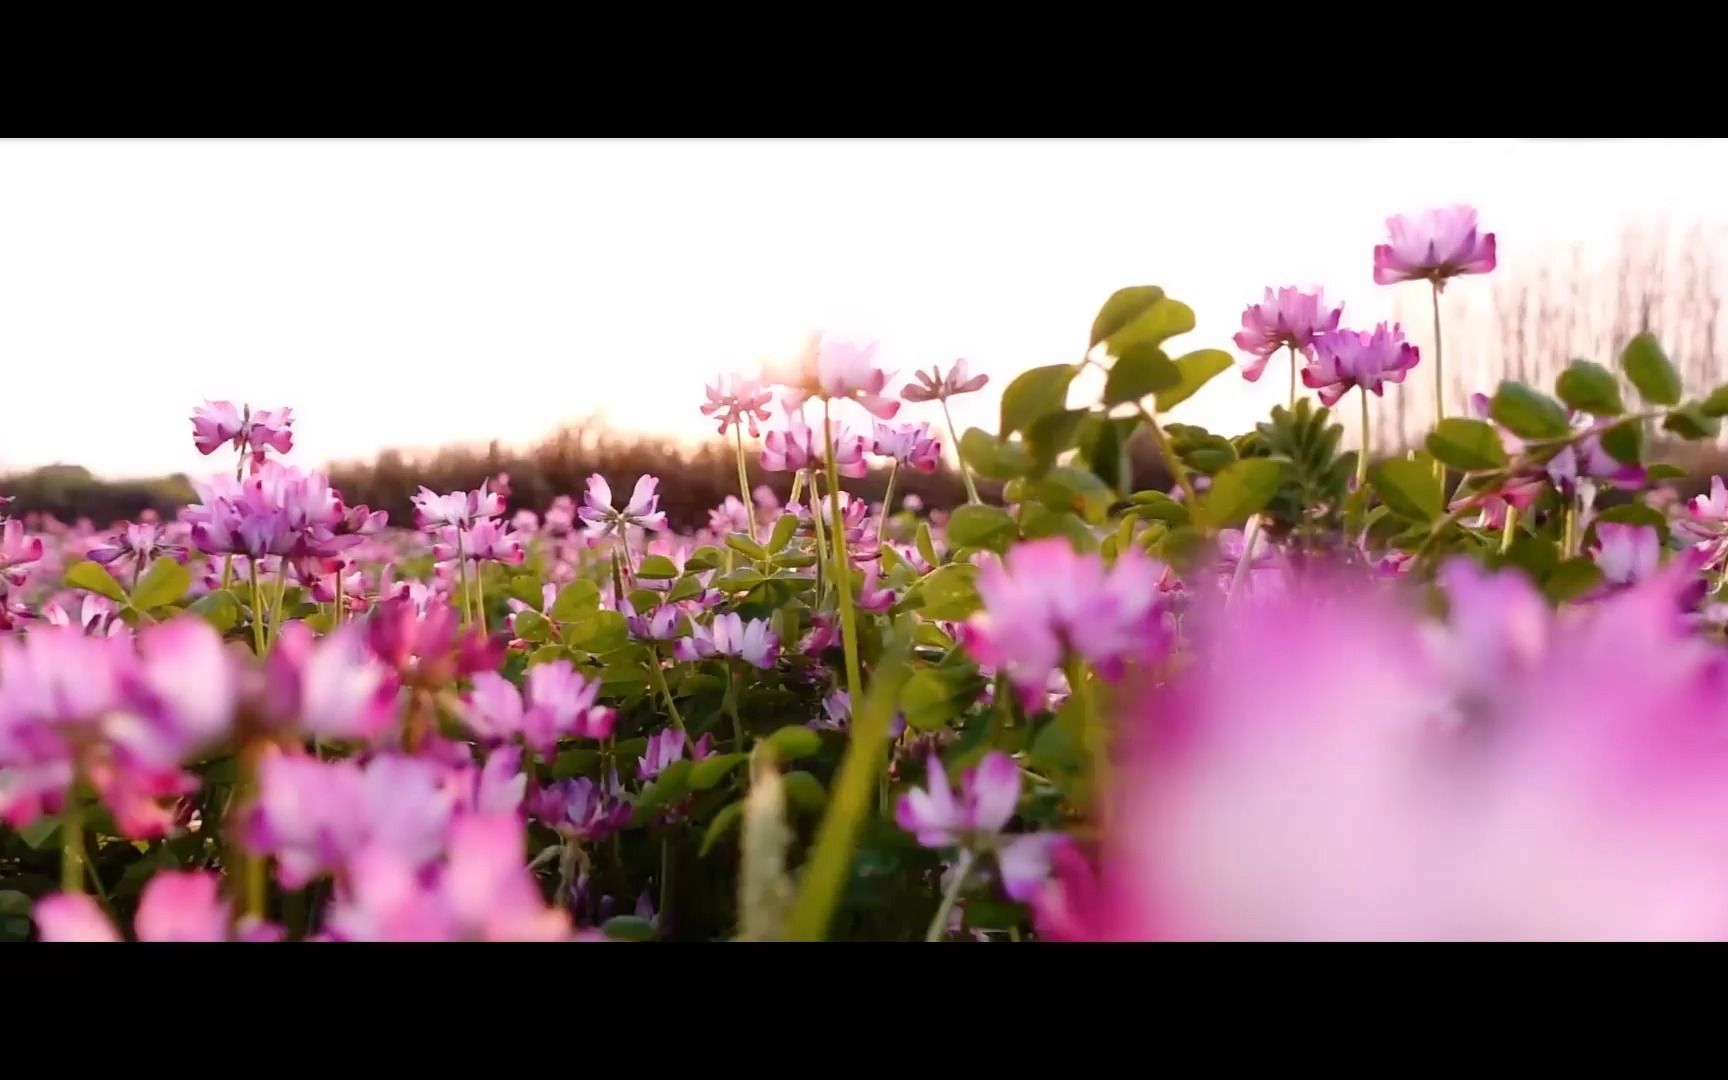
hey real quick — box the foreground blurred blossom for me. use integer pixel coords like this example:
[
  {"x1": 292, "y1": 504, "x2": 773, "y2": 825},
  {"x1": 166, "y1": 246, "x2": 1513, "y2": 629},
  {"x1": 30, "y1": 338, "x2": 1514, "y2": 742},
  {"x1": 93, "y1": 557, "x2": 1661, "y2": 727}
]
[
  {"x1": 523, "y1": 660, "x2": 615, "y2": 749},
  {"x1": 268, "y1": 623, "x2": 399, "y2": 740},
  {"x1": 1302, "y1": 324, "x2": 1421, "y2": 407},
  {"x1": 1230, "y1": 287, "x2": 1343, "y2": 381},
  {"x1": 700, "y1": 373, "x2": 775, "y2": 437},
  {"x1": 960, "y1": 540, "x2": 1175, "y2": 709},
  {"x1": 327, "y1": 814, "x2": 570, "y2": 942},
  {"x1": 1372, "y1": 205, "x2": 1498, "y2": 287},
  {"x1": 901, "y1": 358, "x2": 988, "y2": 403},
  {"x1": 365, "y1": 596, "x2": 500, "y2": 690},
  {"x1": 777, "y1": 333, "x2": 900, "y2": 420},
  {"x1": 1593, "y1": 522, "x2": 1662, "y2": 588},
  {"x1": 675, "y1": 612, "x2": 780, "y2": 669},
  {"x1": 35, "y1": 870, "x2": 280, "y2": 942},
  {"x1": 579, "y1": 474, "x2": 668, "y2": 537},
  {"x1": 1036, "y1": 573, "x2": 1728, "y2": 940}
]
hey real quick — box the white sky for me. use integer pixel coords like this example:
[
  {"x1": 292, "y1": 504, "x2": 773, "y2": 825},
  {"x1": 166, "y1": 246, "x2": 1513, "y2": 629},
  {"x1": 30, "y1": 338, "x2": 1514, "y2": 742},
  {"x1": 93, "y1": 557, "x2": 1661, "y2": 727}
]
[{"x1": 1, "y1": 138, "x2": 1724, "y2": 479}]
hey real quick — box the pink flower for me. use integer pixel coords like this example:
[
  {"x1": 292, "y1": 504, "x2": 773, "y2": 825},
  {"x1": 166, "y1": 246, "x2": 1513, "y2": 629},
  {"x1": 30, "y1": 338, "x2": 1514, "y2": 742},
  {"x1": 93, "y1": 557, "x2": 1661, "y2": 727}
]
[
  {"x1": 872, "y1": 421, "x2": 942, "y2": 474},
  {"x1": 1231, "y1": 287, "x2": 1344, "y2": 382},
  {"x1": 896, "y1": 751, "x2": 1020, "y2": 848},
  {"x1": 856, "y1": 565, "x2": 896, "y2": 613},
  {"x1": 1372, "y1": 206, "x2": 1498, "y2": 288},
  {"x1": 0, "y1": 518, "x2": 44, "y2": 572},
  {"x1": 522, "y1": 660, "x2": 615, "y2": 752},
  {"x1": 777, "y1": 332, "x2": 901, "y2": 420},
  {"x1": 530, "y1": 774, "x2": 631, "y2": 841},
  {"x1": 134, "y1": 870, "x2": 232, "y2": 942},
  {"x1": 708, "y1": 496, "x2": 753, "y2": 536},
  {"x1": 268, "y1": 623, "x2": 399, "y2": 741},
  {"x1": 462, "y1": 671, "x2": 526, "y2": 743},
  {"x1": 460, "y1": 519, "x2": 527, "y2": 565},
  {"x1": 191, "y1": 400, "x2": 245, "y2": 457},
  {"x1": 411, "y1": 482, "x2": 505, "y2": 531},
  {"x1": 638, "y1": 728, "x2": 687, "y2": 780},
  {"x1": 190, "y1": 401, "x2": 295, "y2": 468},
  {"x1": 700, "y1": 374, "x2": 775, "y2": 437},
  {"x1": 674, "y1": 612, "x2": 780, "y2": 670},
  {"x1": 623, "y1": 598, "x2": 682, "y2": 642},
  {"x1": 365, "y1": 596, "x2": 502, "y2": 690},
  {"x1": 579, "y1": 475, "x2": 668, "y2": 537},
  {"x1": 961, "y1": 540, "x2": 1176, "y2": 709},
  {"x1": 901, "y1": 358, "x2": 988, "y2": 403},
  {"x1": 760, "y1": 415, "x2": 868, "y2": 477},
  {"x1": 32, "y1": 893, "x2": 123, "y2": 942},
  {"x1": 1593, "y1": 523, "x2": 1662, "y2": 588},
  {"x1": 1302, "y1": 323, "x2": 1421, "y2": 407}
]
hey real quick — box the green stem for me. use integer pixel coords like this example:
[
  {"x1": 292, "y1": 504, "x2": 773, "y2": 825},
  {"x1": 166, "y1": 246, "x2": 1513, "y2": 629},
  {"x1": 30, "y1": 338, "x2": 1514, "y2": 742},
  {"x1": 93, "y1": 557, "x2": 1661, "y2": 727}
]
[
  {"x1": 647, "y1": 645, "x2": 686, "y2": 732},
  {"x1": 474, "y1": 560, "x2": 488, "y2": 636},
  {"x1": 823, "y1": 401, "x2": 864, "y2": 709},
  {"x1": 60, "y1": 781, "x2": 84, "y2": 894},
  {"x1": 807, "y1": 470, "x2": 828, "y2": 607},
  {"x1": 734, "y1": 423, "x2": 760, "y2": 543},
  {"x1": 876, "y1": 458, "x2": 899, "y2": 547},
  {"x1": 333, "y1": 567, "x2": 345, "y2": 627},
  {"x1": 248, "y1": 558, "x2": 265, "y2": 656},
  {"x1": 1500, "y1": 505, "x2": 1519, "y2": 554},
  {"x1": 1431, "y1": 279, "x2": 1446, "y2": 424},
  {"x1": 456, "y1": 532, "x2": 472, "y2": 624},
  {"x1": 1563, "y1": 499, "x2": 1579, "y2": 558},
  {"x1": 1357, "y1": 388, "x2": 1371, "y2": 489},
  {"x1": 221, "y1": 554, "x2": 232, "y2": 593},
  {"x1": 268, "y1": 563, "x2": 288, "y2": 651},
  {"x1": 1228, "y1": 516, "x2": 1262, "y2": 602},
  {"x1": 1288, "y1": 343, "x2": 1299, "y2": 411},
  {"x1": 1065, "y1": 656, "x2": 1107, "y2": 824},
  {"x1": 724, "y1": 663, "x2": 745, "y2": 751},
  {"x1": 926, "y1": 848, "x2": 976, "y2": 942},
  {"x1": 940, "y1": 399, "x2": 981, "y2": 505},
  {"x1": 788, "y1": 470, "x2": 805, "y2": 509},
  {"x1": 659, "y1": 834, "x2": 674, "y2": 934}
]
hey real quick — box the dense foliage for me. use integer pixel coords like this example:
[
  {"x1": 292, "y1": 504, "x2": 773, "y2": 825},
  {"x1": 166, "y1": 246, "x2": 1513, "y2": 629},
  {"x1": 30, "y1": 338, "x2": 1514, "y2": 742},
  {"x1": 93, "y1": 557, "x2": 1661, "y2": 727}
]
[{"x1": 9, "y1": 205, "x2": 1728, "y2": 942}]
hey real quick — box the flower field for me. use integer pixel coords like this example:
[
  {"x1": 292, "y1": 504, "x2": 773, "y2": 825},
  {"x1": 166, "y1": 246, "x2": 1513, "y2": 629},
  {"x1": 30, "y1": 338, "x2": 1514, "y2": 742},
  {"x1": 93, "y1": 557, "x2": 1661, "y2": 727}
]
[{"x1": 8, "y1": 205, "x2": 1728, "y2": 942}]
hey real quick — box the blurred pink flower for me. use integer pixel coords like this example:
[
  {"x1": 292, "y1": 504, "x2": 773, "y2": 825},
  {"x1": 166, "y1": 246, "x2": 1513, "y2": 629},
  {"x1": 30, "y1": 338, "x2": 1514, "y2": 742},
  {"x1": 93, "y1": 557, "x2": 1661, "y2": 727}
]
[
  {"x1": 364, "y1": 596, "x2": 501, "y2": 690},
  {"x1": 522, "y1": 660, "x2": 615, "y2": 751},
  {"x1": 1231, "y1": 287, "x2": 1344, "y2": 381},
  {"x1": 897, "y1": 751, "x2": 1020, "y2": 848},
  {"x1": 268, "y1": 623, "x2": 399, "y2": 741},
  {"x1": 777, "y1": 332, "x2": 900, "y2": 420},
  {"x1": 1593, "y1": 522, "x2": 1661, "y2": 587},
  {"x1": 0, "y1": 518, "x2": 44, "y2": 573},
  {"x1": 530, "y1": 774, "x2": 631, "y2": 842},
  {"x1": 411, "y1": 482, "x2": 505, "y2": 531},
  {"x1": 32, "y1": 893, "x2": 122, "y2": 942},
  {"x1": 1302, "y1": 324, "x2": 1421, "y2": 406},
  {"x1": 1373, "y1": 206, "x2": 1498, "y2": 288},
  {"x1": 700, "y1": 373, "x2": 775, "y2": 437},
  {"x1": 960, "y1": 540, "x2": 1175, "y2": 709},
  {"x1": 463, "y1": 671, "x2": 526, "y2": 743},
  {"x1": 901, "y1": 358, "x2": 988, "y2": 403},
  {"x1": 760, "y1": 415, "x2": 868, "y2": 477}
]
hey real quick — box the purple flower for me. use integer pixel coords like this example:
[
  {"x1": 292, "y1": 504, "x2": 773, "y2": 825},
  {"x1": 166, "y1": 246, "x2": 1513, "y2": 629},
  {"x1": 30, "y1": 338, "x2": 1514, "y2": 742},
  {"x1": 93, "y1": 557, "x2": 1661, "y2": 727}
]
[
  {"x1": 1231, "y1": 287, "x2": 1343, "y2": 382},
  {"x1": 872, "y1": 421, "x2": 942, "y2": 474},
  {"x1": 1425, "y1": 559, "x2": 1551, "y2": 696},
  {"x1": 462, "y1": 671, "x2": 526, "y2": 743},
  {"x1": 1593, "y1": 523, "x2": 1661, "y2": 588},
  {"x1": 579, "y1": 474, "x2": 668, "y2": 537},
  {"x1": 856, "y1": 565, "x2": 896, "y2": 613},
  {"x1": 760, "y1": 415, "x2": 868, "y2": 477},
  {"x1": 777, "y1": 333, "x2": 901, "y2": 420},
  {"x1": 530, "y1": 775, "x2": 631, "y2": 841},
  {"x1": 267, "y1": 623, "x2": 399, "y2": 742},
  {"x1": 638, "y1": 728, "x2": 687, "y2": 780},
  {"x1": 1302, "y1": 323, "x2": 1421, "y2": 407},
  {"x1": 191, "y1": 401, "x2": 295, "y2": 468},
  {"x1": 895, "y1": 751, "x2": 1020, "y2": 849},
  {"x1": 960, "y1": 540, "x2": 1175, "y2": 710},
  {"x1": 674, "y1": 612, "x2": 780, "y2": 669},
  {"x1": 901, "y1": 358, "x2": 987, "y2": 403},
  {"x1": 0, "y1": 518, "x2": 45, "y2": 573},
  {"x1": 410, "y1": 482, "x2": 505, "y2": 531},
  {"x1": 1373, "y1": 205, "x2": 1498, "y2": 288},
  {"x1": 522, "y1": 660, "x2": 615, "y2": 752}
]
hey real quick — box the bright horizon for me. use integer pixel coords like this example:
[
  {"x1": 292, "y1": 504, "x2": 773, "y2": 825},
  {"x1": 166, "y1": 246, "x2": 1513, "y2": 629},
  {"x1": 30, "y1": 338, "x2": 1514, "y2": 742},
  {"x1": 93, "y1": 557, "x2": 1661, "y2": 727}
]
[{"x1": 2, "y1": 138, "x2": 1724, "y2": 482}]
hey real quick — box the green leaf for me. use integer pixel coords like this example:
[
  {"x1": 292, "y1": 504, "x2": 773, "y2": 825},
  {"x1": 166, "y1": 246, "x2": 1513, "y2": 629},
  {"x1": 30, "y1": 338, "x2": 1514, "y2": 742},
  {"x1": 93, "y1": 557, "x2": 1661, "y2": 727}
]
[
  {"x1": 915, "y1": 522, "x2": 939, "y2": 568},
  {"x1": 768, "y1": 512, "x2": 799, "y2": 554},
  {"x1": 1020, "y1": 504, "x2": 1096, "y2": 550},
  {"x1": 1104, "y1": 297, "x2": 1196, "y2": 353},
  {"x1": 666, "y1": 575, "x2": 707, "y2": 604},
  {"x1": 550, "y1": 580, "x2": 601, "y2": 622},
  {"x1": 188, "y1": 589, "x2": 241, "y2": 633},
  {"x1": 700, "y1": 802, "x2": 744, "y2": 856},
  {"x1": 1025, "y1": 408, "x2": 1090, "y2": 470},
  {"x1": 764, "y1": 726, "x2": 822, "y2": 761},
  {"x1": 132, "y1": 558, "x2": 190, "y2": 610},
  {"x1": 1197, "y1": 458, "x2": 1287, "y2": 529},
  {"x1": 551, "y1": 748, "x2": 602, "y2": 779},
  {"x1": 1490, "y1": 381, "x2": 1572, "y2": 439},
  {"x1": 508, "y1": 574, "x2": 545, "y2": 606},
  {"x1": 999, "y1": 365, "x2": 1077, "y2": 438},
  {"x1": 1647, "y1": 463, "x2": 1688, "y2": 482},
  {"x1": 1555, "y1": 360, "x2": 1625, "y2": 416},
  {"x1": 960, "y1": 428, "x2": 1031, "y2": 482},
  {"x1": 782, "y1": 771, "x2": 827, "y2": 814},
  {"x1": 1369, "y1": 456, "x2": 1443, "y2": 523},
  {"x1": 1425, "y1": 418, "x2": 1508, "y2": 472},
  {"x1": 899, "y1": 669, "x2": 956, "y2": 733},
  {"x1": 1590, "y1": 502, "x2": 1669, "y2": 544},
  {"x1": 690, "y1": 753, "x2": 749, "y2": 791},
  {"x1": 0, "y1": 890, "x2": 30, "y2": 917},
  {"x1": 65, "y1": 561, "x2": 126, "y2": 603},
  {"x1": 946, "y1": 505, "x2": 1017, "y2": 554},
  {"x1": 20, "y1": 816, "x2": 60, "y2": 850},
  {"x1": 1037, "y1": 466, "x2": 1114, "y2": 525},
  {"x1": 636, "y1": 554, "x2": 680, "y2": 580},
  {"x1": 1599, "y1": 419, "x2": 1644, "y2": 465},
  {"x1": 528, "y1": 644, "x2": 570, "y2": 667},
  {"x1": 714, "y1": 568, "x2": 766, "y2": 591},
  {"x1": 1701, "y1": 384, "x2": 1728, "y2": 418},
  {"x1": 566, "y1": 610, "x2": 628, "y2": 653},
  {"x1": 601, "y1": 915, "x2": 657, "y2": 941},
  {"x1": 726, "y1": 532, "x2": 768, "y2": 562},
  {"x1": 1664, "y1": 404, "x2": 1721, "y2": 441},
  {"x1": 920, "y1": 563, "x2": 982, "y2": 621},
  {"x1": 635, "y1": 760, "x2": 693, "y2": 813},
  {"x1": 685, "y1": 546, "x2": 726, "y2": 572},
  {"x1": 1089, "y1": 285, "x2": 1166, "y2": 347},
  {"x1": 1155, "y1": 349, "x2": 1234, "y2": 412},
  {"x1": 1544, "y1": 558, "x2": 1605, "y2": 603},
  {"x1": 514, "y1": 610, "x2": 552, "y2": 643},
  {"x1": 1127, "y1": 490, "x2": 1190, "y2": 525},
  {"x1": 1102, "y1": 344, "x2": 1178, "y2": 406},
  {"x1": 1621, "y1": 332, "x2": 1682, "y2": 406}
]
